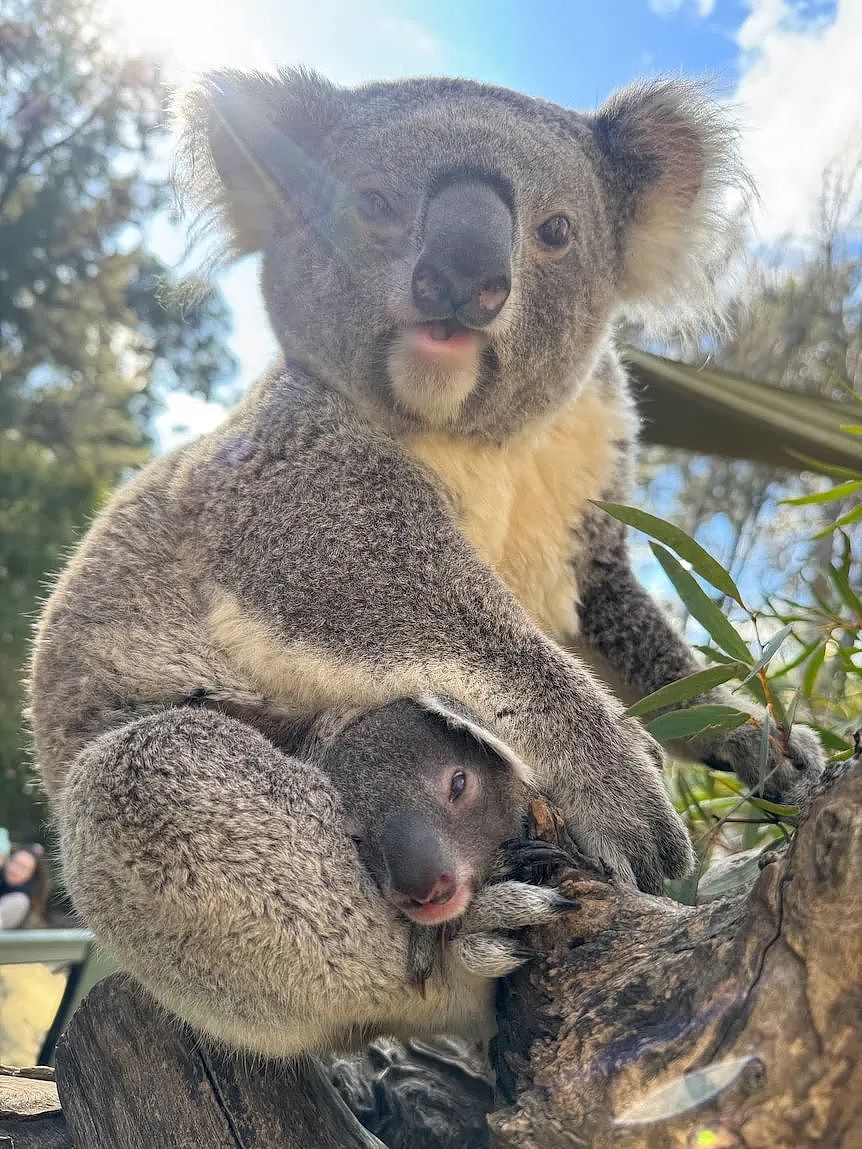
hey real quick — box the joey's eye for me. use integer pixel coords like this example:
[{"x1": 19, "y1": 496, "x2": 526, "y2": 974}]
[
  {"x1": 357, "y1": 190, "x2": 394, "y2": 223},
  {"x1": 536, "y1": 214, "x2": 571, "y2": 250},
  {"x1": 449, "y1": 770, "x2": 468, "y2": 801}
]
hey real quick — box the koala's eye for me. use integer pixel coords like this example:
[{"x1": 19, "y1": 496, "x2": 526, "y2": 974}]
[
  {"x1": 357, "y1": 190, "x2": 394, "y2": 224},
  {"x1": 536, "y1": 214, "x2": 571, "y2": 250},
  {"x1": 449, "y1": 770, "x2": 468, "y2": 801}
]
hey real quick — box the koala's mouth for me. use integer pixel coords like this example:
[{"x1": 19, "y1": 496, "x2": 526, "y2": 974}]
[
  {"x1": 421, "y1": 318, "x2": 472, "y2": 342},
  {"x1": 409, "y1": 319, "x2": 483, "y2": 356},
  {"x1": 393, "y1": 881, "x2": 473, "y2": 925}
]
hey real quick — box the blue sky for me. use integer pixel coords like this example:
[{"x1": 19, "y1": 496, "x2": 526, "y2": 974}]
[{"x1": 99, "y1": 0, "x2": 860, "y2": 442}]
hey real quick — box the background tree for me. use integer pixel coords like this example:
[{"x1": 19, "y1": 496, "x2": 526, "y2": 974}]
[{"x1": 0, "y1": 0, "x2": 236, "y2": 835}]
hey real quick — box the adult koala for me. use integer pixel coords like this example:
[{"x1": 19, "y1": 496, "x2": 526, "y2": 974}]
[{"x1": 29, "y1": 70, "x2": 824, "y2": 1057}]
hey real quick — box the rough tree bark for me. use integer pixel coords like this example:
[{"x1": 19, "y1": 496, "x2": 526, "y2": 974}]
[{"x1": 489, "y1": 759, "x2": 862, "y2": 1149}]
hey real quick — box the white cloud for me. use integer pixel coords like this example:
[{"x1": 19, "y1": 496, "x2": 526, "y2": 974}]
[
  {"x1": 649, "y1": 0, "x2": 715, "y2": 18},
  {"x1": 734, "y1": 0, "x2": 862, "y2": 244}
]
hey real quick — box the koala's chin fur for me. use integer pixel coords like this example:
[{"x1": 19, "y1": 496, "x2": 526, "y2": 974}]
[{"x1": 28, "y1": 70, "x2": 826, "y2": 1059}]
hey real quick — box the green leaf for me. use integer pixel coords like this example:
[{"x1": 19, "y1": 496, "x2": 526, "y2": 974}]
[
  {"x1": 734, "y1": 624, "x2": 794, "y2": 688},
  {"x1": 828, "y1": 549, "x2": 862, "y2": 621},
  {"x1": 802, "y1": 642, "x2": 827, "y2": 695},
  {"x1": 786, "y1": 451, "x2": 862, "y2": 480},
  {"x1": 625, "y1": 664, "x2": 745, "y2": 718},
  {"x1": 693, "y1": 645, "x2": 740, "y2": 665},
  {"x1": 811, "y1": 502, "x2": 862, "y2": 538},
  {"x1": 768, "y1": 638, "x2": 821, "y2": 678},
  {"x1": 783, "y1": 688, "x2": 801, "y2": 731},
  {"x1": 593, "y1": 502, "x2": 743, "y2": 604},
  {"x1": 839, "y1": 424, "x2": 862, "y2": 434},
  {"x1": 646, "y1": 705, "x2": 751, "y2": 741},
  {"x1": 812, "y1": 725, "x2": 853, "y2": 752},
  {"x1": 781, "y1": 480, "x2": 862, "y2": 506},
  {"x1": 748, "y1": 796, "x2": 799, "y2": 818},
  {"x1": 651, "y1": 544, "x2": 754, "y2": 664},
  {"x1": 757, "y1": 710, "x2": 771, "y2": 793}
]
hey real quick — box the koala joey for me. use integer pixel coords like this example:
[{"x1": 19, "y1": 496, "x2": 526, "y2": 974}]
[
  {"x1": 303, "y1": 697, "x2": 573, "y2": 990},
  {"x1": 29, "y1": 68, "x2": 827, "y2": 1059}
]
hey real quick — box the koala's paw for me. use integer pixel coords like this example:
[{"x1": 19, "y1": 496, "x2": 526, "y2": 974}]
[
  {"x1": 451, "y1": 881, "x2": 578, "y2": 979},
  {"x1": 563, "y1": 718, "x2": 697, "y2": 896},
  {"x1": 704, "y1": 721, "x2": 826, "y2": 807}
]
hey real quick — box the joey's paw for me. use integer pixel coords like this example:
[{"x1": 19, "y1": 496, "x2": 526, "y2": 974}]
[
  {"x1": 451, "y1": 881, "x2": 578, "y2": 979},
  {"x1": 704, "y1": 722, "x2": 826, "y2": 807}
]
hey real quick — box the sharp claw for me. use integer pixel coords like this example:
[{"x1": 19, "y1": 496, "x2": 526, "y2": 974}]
[
  {"x1": 553, "y1": 895, "x2": 581, "y2": 912},
  {"x1": 500, "y1": 838, "x2": 574, "y2": 872}
]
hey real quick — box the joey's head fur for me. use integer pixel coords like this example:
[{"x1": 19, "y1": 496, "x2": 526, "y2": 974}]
[
  {"x1": 177, "y1": 70, "x2": 747, "y2": 437},
  {"x1": 309, "y1": 698, "x2": 530, "y2": 926}
]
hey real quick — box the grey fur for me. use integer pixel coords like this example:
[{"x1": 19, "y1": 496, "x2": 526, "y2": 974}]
[
  {"x1": 300, "y1": 697, "x2": 528, "y2": 922},
  {"x1": 29, "y1": 68, "x2": 824, "y2": 1058}
]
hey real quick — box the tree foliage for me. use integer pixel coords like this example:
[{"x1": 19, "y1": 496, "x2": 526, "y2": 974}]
[{"x1": 0, "y1": 0, "x2": 236, "y2": 833}]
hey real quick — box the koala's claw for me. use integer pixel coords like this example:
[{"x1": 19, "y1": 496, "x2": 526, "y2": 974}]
[
  {"x1": 454, "y1": 933, "x2": 534, "y2": 979},
  {"x1": 704, "y1": 722, "x2": 826, "y2": 807},
  {"x1": 407, "y1": 925, "x2": 439, "y2": 995},
  {"x1": 467, "y1": 880, "x2": 575, "y2": 933},
  {"x1": 495, "y1": 837, "x2": 574, "y2": 879}
]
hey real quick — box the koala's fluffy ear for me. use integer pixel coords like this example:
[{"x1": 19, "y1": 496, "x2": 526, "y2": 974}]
[
  {"x1": 174, "y1": 68, "x2": 341, "y2": 256},
  {"x1": 590, "y1": 79, "x2": 750, "y2": 331},
  {"x1": 417, "y1": 694, "x2": 534, "y2": 784}
]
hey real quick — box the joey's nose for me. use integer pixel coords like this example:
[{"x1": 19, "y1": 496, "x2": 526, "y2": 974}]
[
  {"x1": 380, "y1": 811, "x2": 458, "y2": 906},
  {"x1": 412, "y1": 178, "x2": 514, "y2": 327}
]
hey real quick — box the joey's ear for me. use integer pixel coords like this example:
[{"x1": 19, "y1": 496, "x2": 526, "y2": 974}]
[
  {"x1": 174, "y1": 67, "x2": 342, "y2": 256},
  {"x1": 416, "y1": 695, "x2": 534, "y2": 784},
  {"x1": 589, "y1": 78, "x2": 750, "y2": 331}
]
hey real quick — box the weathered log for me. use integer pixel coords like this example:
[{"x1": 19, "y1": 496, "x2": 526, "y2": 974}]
[
  {"x1": 52, "y1": 975, "x2": 384, "y2": 1148},
  {"x1": 489, "y1": 760, "x2": 862, "y2": 1148},
  {"x1": 0, "y1": 1065, "x2": 71, "y2": 1148}
]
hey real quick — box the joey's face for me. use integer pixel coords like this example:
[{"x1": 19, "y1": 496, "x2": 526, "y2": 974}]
[
  {"x1": 371, "y1": 745, "x2": 526, "y2": 926},
  {"x1": 185, "y1": 71, "x2": 740, "y2": 437},
  {"x1": 328, "y1": 700, "x2": 528, "y2": 926}
]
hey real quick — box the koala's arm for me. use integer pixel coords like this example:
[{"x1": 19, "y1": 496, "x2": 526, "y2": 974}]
[
  {"x1": 196, "y1": 385, "x2": 693, "y2": 892},
  {"x1": 57, "y1": 706, "x2": 511, "y2": 1058},
  {"x1": 575, "y1": 506, "x2": 826, "y2": 803}
]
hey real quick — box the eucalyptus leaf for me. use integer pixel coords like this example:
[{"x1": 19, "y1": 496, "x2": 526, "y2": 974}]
[
  {"x1": 734, "y1": 624, "x2": 794, "y2": 688},
  {"x1": 757, "y1": 709, "x2": 771, "y2": 794},
  {"x1": 651, "y1": 544, "x2": 753, "y2": 664},
  {"x1": 646, "y1": 705, "x2": 751, "y2": 741},
  {"x1": 812, "y1": 503, "x2": 862, "y2": 538},
  {"x1": 781, "y1": 479, "x2": 862, "y2": 506},
  {"x1": 697, "y1": 848, "x2": 767, "y2": 902},
  {"x1": 593, "y1": 501, "x2": 743, "y2": 603},
  {"x1": 802, "y1": 643, "x2": 827, "y2": 696},
  {"x1": 624, "y1": 664, "x2": 744, "y2": 718}
]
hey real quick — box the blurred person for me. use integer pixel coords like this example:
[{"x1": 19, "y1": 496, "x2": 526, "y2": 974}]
[{"x1": 0, "y1": 845, "x2": 48, "y2": 930}]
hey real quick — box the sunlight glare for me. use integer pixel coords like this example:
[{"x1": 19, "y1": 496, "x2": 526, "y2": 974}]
[{"x1": 104, "y1": 0, "x2": 276, "y2": 75}]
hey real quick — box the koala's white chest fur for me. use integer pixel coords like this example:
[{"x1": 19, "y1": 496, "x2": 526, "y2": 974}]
[{"x1": 400, "y1": 385, "x2": 631, "y2": 642}]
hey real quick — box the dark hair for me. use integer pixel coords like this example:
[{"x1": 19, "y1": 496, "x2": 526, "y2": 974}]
[{"x1": 7, "y1": 844, "x2": 50, "y2": 921}]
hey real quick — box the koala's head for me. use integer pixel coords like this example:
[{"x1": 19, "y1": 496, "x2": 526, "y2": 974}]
[
  {"x1": 178, "y1": 70, "x2": 744, "y2": 436},
  {"x1": 311, "y1": 697, "x2": 530, "y2": 926}
]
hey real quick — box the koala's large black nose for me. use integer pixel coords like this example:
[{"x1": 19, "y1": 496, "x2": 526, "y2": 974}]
[
  {"x1": 380, "y1": 810, "x2": 455, "y2": 905},
  {"x1": 413, "y1": 180, "x2": 513, "y2": 327}
]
